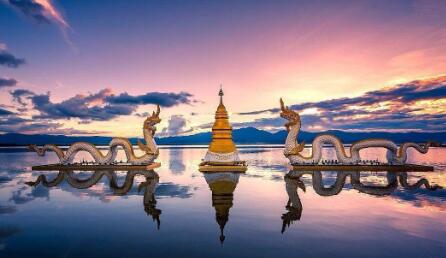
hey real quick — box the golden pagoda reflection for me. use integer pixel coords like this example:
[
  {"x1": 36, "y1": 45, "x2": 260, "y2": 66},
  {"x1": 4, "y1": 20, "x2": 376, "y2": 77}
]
[
  {"x1": 203, "y1": 172, "x2": 240, "y2": 243},
  {"x1": 199, "y1": 86, "x2": 247, "y2": 172}
]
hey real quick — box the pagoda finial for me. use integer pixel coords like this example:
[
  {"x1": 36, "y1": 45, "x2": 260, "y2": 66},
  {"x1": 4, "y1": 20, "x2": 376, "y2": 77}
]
[{"x1": 219, "y1": 84, "x2": 224, "y2": 105}]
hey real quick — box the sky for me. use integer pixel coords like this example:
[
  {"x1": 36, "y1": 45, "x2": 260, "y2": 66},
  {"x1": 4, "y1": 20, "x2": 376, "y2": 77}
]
[{"x1": 1, "y1": 0, "x2": 446, "y2": 137}]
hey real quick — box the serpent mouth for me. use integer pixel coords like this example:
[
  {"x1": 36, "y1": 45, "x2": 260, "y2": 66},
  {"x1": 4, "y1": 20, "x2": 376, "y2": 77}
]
[
  {"x1": 145, "y1": 118, "x2": 161, "y2": 128},
  {"x1": 280, "y1": 112, "x2": 292, "y2": 121}
]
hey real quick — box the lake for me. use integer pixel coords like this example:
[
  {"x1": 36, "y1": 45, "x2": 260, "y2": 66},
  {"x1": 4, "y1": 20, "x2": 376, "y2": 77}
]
[{"x1": 0, "y1": 146, "x2": 445, "y2": 258}]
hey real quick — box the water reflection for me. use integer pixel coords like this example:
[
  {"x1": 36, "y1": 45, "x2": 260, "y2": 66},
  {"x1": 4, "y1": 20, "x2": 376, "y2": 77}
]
[
  {"x1": 282, "y1": 175, "x2": 304, "y2": 233},
  {"x1": 25, "y1": 170, "x2": 162, "y2": 228},
  {"x1": 169, "y1": 149, "x2": 185, "y2": 174},
  {"x1": 0, "y1": 226, "x2": 21, "y2": 250},
  {"x1": 282, "y1": 171, "x2": 443, "y2": 233},
  {"x1": 0, "y1": 148, "x2": 445, "y2": 257},
  {"x1": 203, "y1": 172, "x2": 240, "y2": 243}
]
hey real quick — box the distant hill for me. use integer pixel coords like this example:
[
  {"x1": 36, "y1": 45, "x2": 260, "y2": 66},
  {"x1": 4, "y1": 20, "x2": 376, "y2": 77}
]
[
  {"x1": 0, "y1": 127, "x2": 445, "y2": 146},
  {"x1": 158, "y1": 127, "x2": 446, "y2": 145}
]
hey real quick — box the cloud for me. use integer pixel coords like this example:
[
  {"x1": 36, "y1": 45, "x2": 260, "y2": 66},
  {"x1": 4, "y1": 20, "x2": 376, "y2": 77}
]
[
  {"x1": 0, "y1": 114, "x2": 107, "y2": 135},
  {"x1": 0, "y1": 78, "x2": 17, "y2": 88},
  {"x1": 4, "y1": 86, "x2": 195, "y2": 135},
  {"x1": 0, "y1": 205, "x2": 17, "y2": 214},
  {"x1": 7, "y1": 0, "x2": 69, "y2": 28},
  {"x1": 161, "y1": 115, "x2": 187, "y2": 135},
  {"x1": 0, "y1": 108, "x2": 14, "y2": 116},
  {"x1": 9, "y1": 88, "x2": 195, "y2": 122},
  {"x1": 6, "y1": 0, "x2": 73, "y2": 49},
  {"x1": 0, "y1": 50, "x2": 26, "y2": 68},
  {"x1": 232, "y1": 117, "x2": 284, "y2": 130},
  {"x1": 107, "y1": 91, "x2": 194, "y2": 107},
  {"x1": 28, "y1": 88, "x2": 131, "y2": 121},
  {"x1": 135, "y1": 112, "x2": 150, "y2": 118},
  {"x1": 10, "y1": 89, "x2": 34, "y2": 105},
  {"x1": 237, "y1": 76, "x2": 446, "y2": 132},
  {"x1": 160, "y1": 115, "x2": 193, "y2": 136}
]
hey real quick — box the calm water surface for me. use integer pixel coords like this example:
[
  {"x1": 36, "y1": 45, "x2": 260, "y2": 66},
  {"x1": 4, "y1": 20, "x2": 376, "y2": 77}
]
[{"x1": 0, "y1": 147, "x2": 445, "y2": 258}]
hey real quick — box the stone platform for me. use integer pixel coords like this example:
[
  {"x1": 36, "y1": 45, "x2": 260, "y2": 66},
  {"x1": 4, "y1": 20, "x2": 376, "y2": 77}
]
[
  {"x1": 291, "y1": 163, "x2": 434, "y2": 172},
  {"x1": 32, "y1": 162, "x2": 161, "y2": 171},
  {"x1": 199, "y1": 162, "x2": 247, "y2": 173}
]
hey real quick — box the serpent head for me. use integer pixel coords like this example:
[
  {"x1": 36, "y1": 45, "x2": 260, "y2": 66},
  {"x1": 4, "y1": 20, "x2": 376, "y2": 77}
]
[
  {"x1": 143, "y1": 105, "x2": 161, "y2": 132},
  {"x1": 138, "y1": 105, "x2": 161, "y2": 154},
  {"x1": 280, "y1": 98, "x2": 301, "y2": 129}
]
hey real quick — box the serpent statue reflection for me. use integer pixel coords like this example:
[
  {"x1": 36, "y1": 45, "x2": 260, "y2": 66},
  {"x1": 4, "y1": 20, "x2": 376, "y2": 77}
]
[
  {"x1": 26, "y1": 170, "x2": 162, "y2": 228},
  {"x1": 203, "y1": 172, "x2": 240, "y2": 244},
  {"x1": 281, "y1": 171, "x2": 442, "y2": 233}
]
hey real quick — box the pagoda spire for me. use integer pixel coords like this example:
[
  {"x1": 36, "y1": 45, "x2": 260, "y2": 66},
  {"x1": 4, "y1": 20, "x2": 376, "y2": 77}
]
[{"x1": 219, "y1": 84, "x2": 224, "y2": 105}]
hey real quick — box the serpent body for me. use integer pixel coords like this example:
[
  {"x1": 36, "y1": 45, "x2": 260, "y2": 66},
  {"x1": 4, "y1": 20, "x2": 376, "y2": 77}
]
[
  {"x1": 280, "y1": 99, "x2": 431, "y2": 164},
  {"x1": 29, "y1": 106, "x2": 161, "y2": 165}
]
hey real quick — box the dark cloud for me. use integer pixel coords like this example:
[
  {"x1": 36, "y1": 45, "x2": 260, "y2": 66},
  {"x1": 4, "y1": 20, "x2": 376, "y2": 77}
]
[
  {"x1": 30, "y1": 89, "x2": 134, "y2": 120},
  {"x1": 0, "y1": 50, "x2": 26, "y2": 68},
  {"x1": 237, "y1": 76, "x2": 446, "y2": 132},
  {"x1": 0, "y1": 108, "x2": 14, "y2": 116},
  {"x1": 107, "y1": 91, "x2": 193, "y2": 107},
  {"x1": 10, "y1": 89, "x2": 34, "y2": 105},
  {"x1": 10, "y1": 88, "x2": 195, "y2": 121},
  {"x1": 135, "y1": 112, "x2": 150, "y2": 118},
  {"x1": 6, "y1": 0, "x2": 73, "y2": 49},
  {"x1": 77, "y1": 120, "x2": 92, "y2": 125},
  {"x1": 0, "y1": 175, "x2": 13, "y2": 185},
  {"x1": 0, "y1": 78, "x2": 17, "y2": 88},
  {"x1": 0, "y1": 205, "x2": 17, "y2": 214},
  {"x1": 0, "y1": 115, "x2": 106, "y2": 135},
  {"x1": 8, "y1": 0, "x2": 51, "y2": 23}
]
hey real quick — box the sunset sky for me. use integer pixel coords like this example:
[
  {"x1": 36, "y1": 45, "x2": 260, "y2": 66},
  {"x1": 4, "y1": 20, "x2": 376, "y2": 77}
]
[{"x1": 1, "y1": 0, "x2": 446, "y2": 137}]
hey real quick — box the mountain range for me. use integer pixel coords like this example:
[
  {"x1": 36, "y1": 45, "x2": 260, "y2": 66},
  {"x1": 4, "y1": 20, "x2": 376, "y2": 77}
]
[{"x1": 0, "y1": 127, "x2": 445, "y2": 146}]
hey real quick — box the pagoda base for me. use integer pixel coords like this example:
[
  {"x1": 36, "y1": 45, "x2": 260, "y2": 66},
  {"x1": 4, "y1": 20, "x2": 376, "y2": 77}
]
[
  {"x1": 203, "y1": 151, "x2": 241, "y2": 163},
  {"x1": 199, "y1": 161, "x2": 247, "y2": 173}
]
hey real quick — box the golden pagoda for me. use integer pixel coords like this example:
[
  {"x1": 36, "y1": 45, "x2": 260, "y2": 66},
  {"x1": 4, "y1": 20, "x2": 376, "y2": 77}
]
[
  {"x1": 199, "y1": 86, "x2": 247, "y2": 172},
  {"x1": 203, "y1": 172, "x2": 240, "y2": 243}
]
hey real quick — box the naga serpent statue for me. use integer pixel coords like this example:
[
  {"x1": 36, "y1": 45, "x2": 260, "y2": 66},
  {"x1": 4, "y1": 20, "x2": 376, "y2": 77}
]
[
  {"x1": 279, "y1": 99, "x2": 432, "y2": 165},
  {"x1": 29, "y1": 105, "x2": 161, "y2": 165}
]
